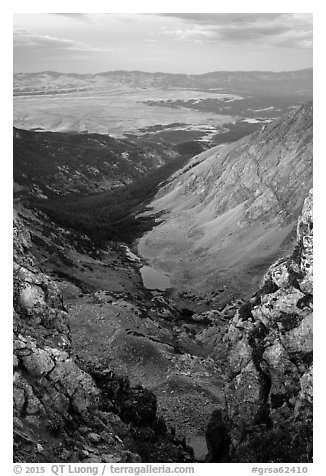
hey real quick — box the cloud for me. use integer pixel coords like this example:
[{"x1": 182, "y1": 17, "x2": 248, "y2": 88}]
[
  {"x1": 157, "y1": 13, "x2": 312, "y2": 49},
  {"x1": 13, "y1": 29, "x2": 106, "y2": 54},
  {"x1": 52, "y1": 13, "x2": 140, "y2": 24},
  {"x1": 51, "y1": 13, "x2": 91, "y2": 21},
  {"x1": 159, "y1": 13, "x2": 286, "y2": 24},
  {"x1": 143, "y1": 38, "x2": 157, "y2": 44}
]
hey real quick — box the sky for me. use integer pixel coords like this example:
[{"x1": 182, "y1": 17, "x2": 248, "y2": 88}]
[{"x1": 13, "y1": 12, "x2": 313, "y2": 75}]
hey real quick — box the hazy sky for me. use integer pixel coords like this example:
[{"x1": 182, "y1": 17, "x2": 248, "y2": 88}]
[{"x1": 13, "y1": 13, "x2": 313, "y2": 74}]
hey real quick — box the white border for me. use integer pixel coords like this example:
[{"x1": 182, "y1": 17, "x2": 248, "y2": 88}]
[{"x1": 4, "y1": 2, "x2": 323, "y2": 474}]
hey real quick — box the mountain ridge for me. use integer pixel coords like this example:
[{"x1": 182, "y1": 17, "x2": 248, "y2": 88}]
[
  {"x1": 138, "y1": 102, "x2": 313, "y2": 304},
  {"x1": 13, "y1": 127, "x2": 204, "y2": 200},
  {"x1": 14, "y1": 68, "x2": 312, "y2": 97},
  {"x1": 14, "y1": 67, "x2": 312, "y2": 78}
]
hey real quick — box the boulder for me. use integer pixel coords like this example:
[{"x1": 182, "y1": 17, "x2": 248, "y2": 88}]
[{"x1": 22, "y1": 349, "x2": 55, "y2": 377}]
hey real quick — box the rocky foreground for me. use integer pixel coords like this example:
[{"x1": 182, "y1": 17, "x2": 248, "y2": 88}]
[
  {"x1": 203, "y1": 190, "x2": 313, "y2": 462},
  {"x1": 13, "y1": 185, "x2": 313, "y2": 463},
  {"x1": 13, "y1": 210, "x2": 195, "y2": 463}
]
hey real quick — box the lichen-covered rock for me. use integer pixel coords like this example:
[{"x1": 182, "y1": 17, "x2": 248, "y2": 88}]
[
  {"x1": 18, "y1": 284, "x2": 45, "y2": 310},
  {"x1": 21, "y1": 349, "x2": 55, "y2": 377},
  {"x1": 295, "y1": 366, "x2": 313, "y2": 417},
  {"x1": 227, "y1": 339, "x2": 252, "y2": 375},
  {"x1": 221, "y1": 189, "x2": 313, "y2": 462},
  {"x1": 48, "y1": 357, "x2": 100, "y2": 413}
]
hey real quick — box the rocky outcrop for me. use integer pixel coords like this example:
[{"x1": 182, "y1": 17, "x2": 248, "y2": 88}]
[
  {"x1": 221, "y1": 189, "x2": 313, "y2": 462},
  {"x1": 13, "y1": 211, "x2": 193, "y2": 463}
]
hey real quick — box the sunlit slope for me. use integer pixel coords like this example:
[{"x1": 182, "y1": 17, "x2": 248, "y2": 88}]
[{"x1": 138, "y1": 102, "x2": 313, "y2": 299}]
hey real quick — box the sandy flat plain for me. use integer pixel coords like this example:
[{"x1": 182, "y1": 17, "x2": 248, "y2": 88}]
[{"x1": 13, "y1": 87, "x2": 238, "y2": 137}]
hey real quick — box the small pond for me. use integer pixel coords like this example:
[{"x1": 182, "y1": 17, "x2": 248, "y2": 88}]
[
  {"x1": 140, "y1": 266, "x2": 171, "y2": 291},
  {"x1": 123, "y1": 245, "x2": 171, "y2": 291}
]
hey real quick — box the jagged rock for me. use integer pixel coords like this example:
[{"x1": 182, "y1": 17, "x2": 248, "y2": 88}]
[
  {"x1": 220, "y1": 189, "x2": 313, "y2": 462},
  {"x1": 101, "y1": 454, "x2": 122, "y2": 463},
  {"x1": 79, "y1": 426, "x2": 91, "y2": 435},
  {"x1": 93, "y1": 291, "x2": 113, "y2": 303},
  {"x1": 14, "y1": 339, "x2": 28, "y2": 350},
  {"x1": 279, "y1": 313, "x2": 313, "y2": 354},
  {"x1": 227, "y1": 339, "x2": 252, "y2": 375},
  {"x1": 263, "y1": 341, "x2": 300, "y2": 407},
  {"x1": 18, "y1": 284, "x2": 45, "y2": 311},
  {"x1": 252, "y1": 288, "x2": 306, "y2": 327},
  {"x1": 13, "y1": 372, "x2": 44, "y2": 416},
  {"x1": 295, "y1": 366, "x2": 313, "y2": 417},
  {"x1": 99, "y1": 431, "x2": 115, "y2": 444},
  {"x1": 40, "y1": 388, "x2": 70, "y2": 416},
  {"x1": 226, "y1": 360, "x2": 264, "y2": 427},
  {"x1": 25, "y1": 391, "x2": 43, "y2": 415},
  {"x1": 48, "y1": 358, "x2": 99, "y2": 413},
  {"x1": 97, "y1": 411, "x2": 129, "y2": 438},
  {"x1": 36, "y1": 444, "x2": 44, "y2": 453},
  {"x1": 13, "y1": 386, "x2": 25, "y2": 413},
  {"x1": 121, "y1": 451, "x2": 142, "y2": 463},
  {"x1": 13, "y1": 210, "x2": 194, "y2": 464},
  {"x1": 58, "y1": 448, "x2": 71, "y2": 460},
  {"x1": 22, "y1": 349, "x2": 55, "y2": 377},
  {"x1": 82, "y1": 456, "x2": 103, "y2": 463},
  {"x1": 87, "y1": 433, "x2": 102, "y2": 444}
]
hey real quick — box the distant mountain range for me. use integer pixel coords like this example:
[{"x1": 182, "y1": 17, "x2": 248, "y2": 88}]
[{"x1": 14, "y1": 68, "x2": 313, "y2": 97}]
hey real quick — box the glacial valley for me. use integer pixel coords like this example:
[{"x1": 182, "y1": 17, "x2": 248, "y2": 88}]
[{"x1": 13, "y1": 69, "x2": 313, "y2": 464}]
